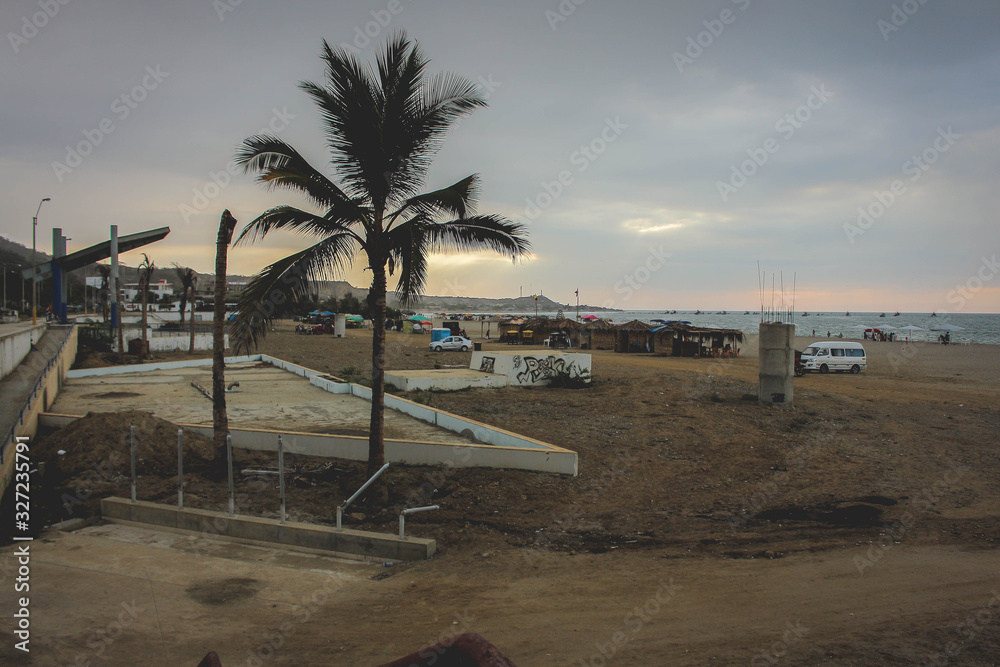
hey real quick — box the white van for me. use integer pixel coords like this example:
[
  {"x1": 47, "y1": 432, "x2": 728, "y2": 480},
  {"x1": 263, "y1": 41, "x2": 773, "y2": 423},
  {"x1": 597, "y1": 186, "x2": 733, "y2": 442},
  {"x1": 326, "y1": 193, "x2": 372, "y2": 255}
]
[{"x1": 800, "y1": 341, "x2": 866, "y2": 374}]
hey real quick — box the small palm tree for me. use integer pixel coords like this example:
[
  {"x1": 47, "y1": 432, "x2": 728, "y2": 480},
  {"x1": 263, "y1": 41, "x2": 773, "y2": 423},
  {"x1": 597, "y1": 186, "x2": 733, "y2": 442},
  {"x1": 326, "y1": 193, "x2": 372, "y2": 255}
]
[
  {"x1": 137, "y1": 254, "x2": 155, "y2": 359},
  {"x1": 173, "y1": 264, "x2": 197, "y2": 329},
  {"x1": 231, "y1": 33, "x2": 529, "y2": 503},
  {"x1": 188, "y1": 275, "x2": 199, "y2": 354}
]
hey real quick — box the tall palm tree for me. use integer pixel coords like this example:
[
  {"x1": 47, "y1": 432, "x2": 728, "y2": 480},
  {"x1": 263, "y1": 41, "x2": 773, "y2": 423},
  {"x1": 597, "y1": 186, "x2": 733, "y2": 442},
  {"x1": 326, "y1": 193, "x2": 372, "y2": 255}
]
[
  {"x1": 213, "y1": 210, "x2": 238, "y2": 455},
  {"x1": 230, "y1": 33, "x2": 529, "y2": 504}
]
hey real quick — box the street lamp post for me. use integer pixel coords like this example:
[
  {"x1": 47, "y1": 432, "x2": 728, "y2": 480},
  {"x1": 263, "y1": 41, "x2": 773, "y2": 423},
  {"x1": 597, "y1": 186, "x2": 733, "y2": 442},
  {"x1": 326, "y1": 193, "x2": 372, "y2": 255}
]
[{"x1": 32, "y1": 197, "x2": 51, "y2": 325}]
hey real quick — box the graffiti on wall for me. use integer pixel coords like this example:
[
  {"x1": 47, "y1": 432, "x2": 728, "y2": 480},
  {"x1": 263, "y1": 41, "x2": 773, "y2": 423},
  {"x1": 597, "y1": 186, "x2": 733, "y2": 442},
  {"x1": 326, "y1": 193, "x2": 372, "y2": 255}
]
[
  {"x1": 513, "y1": 355, "x2": 567, "y2": 384},
  {"x1": 479, "y1": 356, "x2": 496, "y2": 374}
]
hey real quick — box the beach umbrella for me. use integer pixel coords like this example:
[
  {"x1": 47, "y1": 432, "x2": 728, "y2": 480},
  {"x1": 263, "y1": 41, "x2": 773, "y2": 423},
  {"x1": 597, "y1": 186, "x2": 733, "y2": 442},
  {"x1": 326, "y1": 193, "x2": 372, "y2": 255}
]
[
  {"x1": 346, "y1": 315, "x2": 363, "y2": 321},
  {"x1": 582, "y1": 314, "x2": 599, "y2": 321},
  {"x1": 899, "y1": 324, "x2": 925, "y2": 341},
  {"x1": 409, "y1": 314, "x2": 431, "y2": 321}
]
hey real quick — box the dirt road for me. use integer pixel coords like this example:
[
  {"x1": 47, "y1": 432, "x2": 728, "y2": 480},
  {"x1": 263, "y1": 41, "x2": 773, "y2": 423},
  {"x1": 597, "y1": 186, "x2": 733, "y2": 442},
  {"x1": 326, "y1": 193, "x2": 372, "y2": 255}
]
[{"x1": 3, "y1": 325, "x2": 997, "y2": 665}]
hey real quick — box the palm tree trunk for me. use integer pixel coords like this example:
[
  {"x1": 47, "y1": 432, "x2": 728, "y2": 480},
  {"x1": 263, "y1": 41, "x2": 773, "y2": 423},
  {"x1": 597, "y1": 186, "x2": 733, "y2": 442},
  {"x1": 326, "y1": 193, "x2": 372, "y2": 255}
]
[
  {"x1": 188, "y1": 287, "x2": 196, "y2": 354},
  {"x1": 116, "y1": 278, "x2": 125, "y2": 364},
  {"x1": 140, "y1": 283, "x2": 149, "y2": 359},
  {"x1": 366, "y1": 264, "x2": 389, "y2": 506},
  {"x1": 213, "y1": 211, "x2": 237, "y2": 454}
]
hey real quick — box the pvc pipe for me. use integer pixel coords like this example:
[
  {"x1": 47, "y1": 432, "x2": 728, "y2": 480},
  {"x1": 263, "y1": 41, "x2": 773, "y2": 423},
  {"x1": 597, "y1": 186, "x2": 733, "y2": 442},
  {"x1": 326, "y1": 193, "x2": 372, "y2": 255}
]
[
  {"x1": 398, "y1": 505, "x2": 439, "y2": 539},
  {"x1": 336, "y1": 462, "x2": 390, "y2": 530}
]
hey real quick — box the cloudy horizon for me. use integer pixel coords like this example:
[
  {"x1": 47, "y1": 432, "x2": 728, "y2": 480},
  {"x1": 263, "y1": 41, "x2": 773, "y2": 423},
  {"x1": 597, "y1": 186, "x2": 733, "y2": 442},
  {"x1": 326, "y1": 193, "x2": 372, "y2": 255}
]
[{"x1": 2, "y1": 0, "x2": 998, "y2": 313}]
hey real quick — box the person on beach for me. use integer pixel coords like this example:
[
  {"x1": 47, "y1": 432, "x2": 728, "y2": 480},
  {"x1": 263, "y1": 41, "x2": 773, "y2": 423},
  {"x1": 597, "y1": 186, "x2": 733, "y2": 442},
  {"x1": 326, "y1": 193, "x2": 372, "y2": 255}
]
[{"x1": 486, "y1": 329, "x2": 490, "y2": 340}]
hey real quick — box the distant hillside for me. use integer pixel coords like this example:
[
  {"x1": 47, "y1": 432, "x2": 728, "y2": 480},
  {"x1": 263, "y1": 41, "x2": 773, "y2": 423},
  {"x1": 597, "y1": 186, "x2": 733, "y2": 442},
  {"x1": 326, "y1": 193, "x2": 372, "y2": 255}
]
[{"x1": 1, "y1": 235, "x2": 616, "y2": 312}]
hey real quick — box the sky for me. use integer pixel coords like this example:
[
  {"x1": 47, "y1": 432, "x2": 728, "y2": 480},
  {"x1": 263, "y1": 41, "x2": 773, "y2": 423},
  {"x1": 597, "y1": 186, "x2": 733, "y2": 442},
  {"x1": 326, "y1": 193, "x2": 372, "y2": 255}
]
[{"x1": 2, "y1": 0, "x2": 999, "y2": 313}]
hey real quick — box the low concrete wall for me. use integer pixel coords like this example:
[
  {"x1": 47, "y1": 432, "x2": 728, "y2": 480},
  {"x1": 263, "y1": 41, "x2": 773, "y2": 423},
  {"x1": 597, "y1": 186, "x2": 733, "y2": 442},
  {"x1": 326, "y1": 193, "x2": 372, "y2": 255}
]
[
  {"x1": 470, "y1": 350, "x2": 592, "y2": 386},
  {"x1": 1, "y1": 325, "x2": 77, "y2": 501},
  {"x1": 38, "y1": 414, "x2": 578, "y2": 476},
  {"x1": 66, "y1": 354, "x2": 260, "y2": 379},
  {"x1": 384, "y1": 369, "x2": 508, "y2": 392},
  {"x1": 132, "y1": 333, "x2": 225, "y2": 352},
  {"x1": 100, "y1": 497, "x2": 435, "y2": 561},
  {"x1": 0, "y1": 323, "x2": 47, "y2": 381}
]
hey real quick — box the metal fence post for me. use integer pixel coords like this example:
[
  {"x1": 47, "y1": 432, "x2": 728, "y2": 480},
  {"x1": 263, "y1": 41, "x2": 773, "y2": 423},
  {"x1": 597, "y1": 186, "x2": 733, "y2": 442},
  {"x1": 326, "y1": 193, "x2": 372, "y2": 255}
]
[
  {"x1": 227, "y1": 432, "x2": 234, "y2": 516},
  {"x1": 278, "y1": 435, "x2": 286, "y2": 524},
  {"x1": 177, "y1": 427, "x2": 183, "y2": 508},
  {"x1": 130, "y1": 424, "x2": 136, "y2": 503}
]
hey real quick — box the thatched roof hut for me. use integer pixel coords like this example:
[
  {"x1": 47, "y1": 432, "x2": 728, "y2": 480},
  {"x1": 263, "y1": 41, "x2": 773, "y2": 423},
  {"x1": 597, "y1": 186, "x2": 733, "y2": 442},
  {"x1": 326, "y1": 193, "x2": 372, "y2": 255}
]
[
  {"x1": 580, "y1": 318, "x2": 617, "y2": 350},
  {"x1": 520, "y1": 317, "x2": 583, "y2": 345},
  {"x1": 615, "y1": 320, "x2": 654, "y2": 353},
  {"x1": 653, "y1": 323, "x2": 744, "y2": 357}
]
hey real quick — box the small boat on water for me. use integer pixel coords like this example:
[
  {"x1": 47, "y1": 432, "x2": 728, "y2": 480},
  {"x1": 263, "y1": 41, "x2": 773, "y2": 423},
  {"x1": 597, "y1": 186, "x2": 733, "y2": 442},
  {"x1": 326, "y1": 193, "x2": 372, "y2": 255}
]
[
  {"x1": 744, "y1": 310, "x2": 750, "y2": 315},
  {"x1": 694, "y1": 309, "x2": 702, "y2": 315},
  {"x1": 931, "y1": 312, "x2": 938, "y2": 317},
  {"x1": 879, "y1": 313, "x2": 886, "y2": 318},
  {"x1": 845, "y1": 311, "x2": 851, "y2": 316},
  {"x1": 893, "y1": 312, "x2": 900, "y2": 317},
  {"x1": 801, "y1": 312, "x2": 809, "y2": 316}
]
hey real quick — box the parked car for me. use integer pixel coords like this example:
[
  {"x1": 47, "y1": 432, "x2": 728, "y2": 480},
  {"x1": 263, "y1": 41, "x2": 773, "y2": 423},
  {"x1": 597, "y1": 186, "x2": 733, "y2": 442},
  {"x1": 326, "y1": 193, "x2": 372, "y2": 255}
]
[{"x1": 429, "y1": 335, "x2": 472, "y2": 352}]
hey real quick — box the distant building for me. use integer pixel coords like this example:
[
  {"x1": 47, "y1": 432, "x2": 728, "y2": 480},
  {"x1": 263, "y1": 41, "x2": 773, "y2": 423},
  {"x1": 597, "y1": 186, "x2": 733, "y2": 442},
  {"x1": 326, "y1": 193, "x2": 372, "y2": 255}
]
[{"x1": 122, "y1": 279, "x2": 174, "y2": 302}]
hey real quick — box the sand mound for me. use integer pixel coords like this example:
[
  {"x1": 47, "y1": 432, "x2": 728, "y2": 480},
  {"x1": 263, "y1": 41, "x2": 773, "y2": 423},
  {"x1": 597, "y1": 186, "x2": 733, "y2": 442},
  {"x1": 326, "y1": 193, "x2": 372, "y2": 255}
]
[{"x1": 38, "y1": 409, "x2": 217, "y2": 480}]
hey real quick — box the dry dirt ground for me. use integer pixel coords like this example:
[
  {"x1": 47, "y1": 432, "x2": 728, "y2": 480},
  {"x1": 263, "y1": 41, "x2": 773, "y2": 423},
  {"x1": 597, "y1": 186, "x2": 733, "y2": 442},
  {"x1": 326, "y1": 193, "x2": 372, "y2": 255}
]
[{"x1": 4, "y1": 323, "x2": 1000, "y2": 665}]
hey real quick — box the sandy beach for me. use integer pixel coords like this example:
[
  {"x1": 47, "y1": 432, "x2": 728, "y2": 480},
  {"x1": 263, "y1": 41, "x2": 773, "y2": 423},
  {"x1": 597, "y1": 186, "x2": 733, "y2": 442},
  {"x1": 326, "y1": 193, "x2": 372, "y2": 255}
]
[{"x1": 7, "y1": 324, "x2": 999, "y2": 665}]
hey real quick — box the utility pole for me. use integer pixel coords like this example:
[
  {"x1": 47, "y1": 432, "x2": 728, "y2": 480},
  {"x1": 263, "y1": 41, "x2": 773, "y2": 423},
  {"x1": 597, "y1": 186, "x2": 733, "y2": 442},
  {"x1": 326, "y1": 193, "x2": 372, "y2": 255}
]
[{"x1": 32, "y1": 197, "x2": 51, "y2": 325}]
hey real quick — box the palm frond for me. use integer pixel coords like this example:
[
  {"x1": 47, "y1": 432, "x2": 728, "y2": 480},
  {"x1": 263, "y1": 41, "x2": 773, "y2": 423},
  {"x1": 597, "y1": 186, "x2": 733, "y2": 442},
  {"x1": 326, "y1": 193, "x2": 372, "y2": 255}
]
[
  {"x1": 388, "y1": 174, "x2": 479, "y2": 227},
  {"x1": 234, "y1": 205, "x2": 367, "y2": 248},
  {"x1": 235, "y1": 134, "x2": 359, "y2": 213},
  {"x1": 230, "y1": 234, "x2": 358, "y2": 352},
  {"x1": 387, "y1": 220, "x2": 430, "y2": 306},
  {"x1": 423, "y1": 215, "x2": 532, "y2": 259}
]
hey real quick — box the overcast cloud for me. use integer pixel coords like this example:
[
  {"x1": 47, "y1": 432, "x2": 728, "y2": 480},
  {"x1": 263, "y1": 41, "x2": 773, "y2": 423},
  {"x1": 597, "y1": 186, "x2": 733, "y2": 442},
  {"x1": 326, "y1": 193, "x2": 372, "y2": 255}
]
[{"x1": 2, "y1": 0, "x2": 998, "y2": 312}]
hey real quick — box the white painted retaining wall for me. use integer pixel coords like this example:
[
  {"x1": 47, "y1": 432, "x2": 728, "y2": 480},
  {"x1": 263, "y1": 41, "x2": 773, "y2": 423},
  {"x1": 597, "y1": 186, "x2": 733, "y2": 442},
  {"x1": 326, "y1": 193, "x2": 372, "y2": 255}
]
[
  {"x1": 1, "y1": 324, "x2": 47, "y2": 380},
  {"x1": 469, "y1": 351, "x2": 591, "y2": 386},
  {"x1": 38, "y1": 415, "x2": 578, "y2": 475}
]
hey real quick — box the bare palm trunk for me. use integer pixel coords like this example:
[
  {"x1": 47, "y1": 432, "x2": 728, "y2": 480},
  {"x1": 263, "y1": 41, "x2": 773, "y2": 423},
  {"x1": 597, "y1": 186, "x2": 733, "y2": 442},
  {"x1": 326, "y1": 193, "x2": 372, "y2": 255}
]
[
  {"x1": 213, "y1": 210, "x2": 238, "y2": 454},
  {"x1": 116, "y1": 278, "x2": 125, "y2": 364},
  {"x1": 188, "y1": 287, "x2": 197, "y2": 354},
  {"x1": 140, "y1": 285, "x2": 149, "y2": 359},
  {"x1": 366, "y1": 265, "x2": 389, "y2": 506}
]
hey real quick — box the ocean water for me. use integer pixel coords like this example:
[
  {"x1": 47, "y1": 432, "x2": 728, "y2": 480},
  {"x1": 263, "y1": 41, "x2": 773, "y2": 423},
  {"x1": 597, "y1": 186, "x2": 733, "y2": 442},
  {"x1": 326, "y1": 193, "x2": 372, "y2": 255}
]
[{"x1": 507, "y1": 310, "x2": 1000, "y2": 345}]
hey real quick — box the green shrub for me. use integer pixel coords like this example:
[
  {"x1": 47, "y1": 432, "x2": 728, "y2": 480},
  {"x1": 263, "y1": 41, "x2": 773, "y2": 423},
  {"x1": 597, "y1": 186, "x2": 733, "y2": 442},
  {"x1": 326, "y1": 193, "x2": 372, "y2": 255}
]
[{"x1": 546, "y1": 362, "x2": 592, "y2": 389}]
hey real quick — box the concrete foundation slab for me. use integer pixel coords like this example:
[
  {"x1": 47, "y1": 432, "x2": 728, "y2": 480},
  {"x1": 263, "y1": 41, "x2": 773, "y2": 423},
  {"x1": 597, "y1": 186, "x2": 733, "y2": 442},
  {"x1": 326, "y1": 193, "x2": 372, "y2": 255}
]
[{"x1": 101, "y1": 497, "x2": 436, "y2": 561}]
